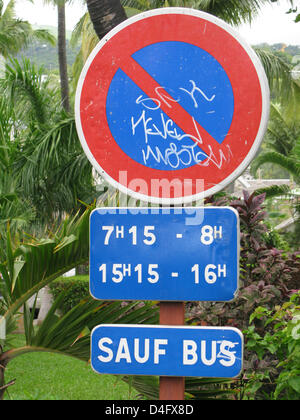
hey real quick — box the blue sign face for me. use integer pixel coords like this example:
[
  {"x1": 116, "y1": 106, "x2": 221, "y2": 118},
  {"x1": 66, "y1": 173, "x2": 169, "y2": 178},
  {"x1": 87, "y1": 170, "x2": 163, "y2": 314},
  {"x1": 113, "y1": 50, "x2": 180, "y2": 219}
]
[
  {"x1": 106, "y1": 41, "x2": 234, "y2": 171},
  {"x1": 91, "y1": 325, "x2": 243, "y2": 378},
  {"x1": 90, "y1": 207, "x2": 239, "y2": 302}
]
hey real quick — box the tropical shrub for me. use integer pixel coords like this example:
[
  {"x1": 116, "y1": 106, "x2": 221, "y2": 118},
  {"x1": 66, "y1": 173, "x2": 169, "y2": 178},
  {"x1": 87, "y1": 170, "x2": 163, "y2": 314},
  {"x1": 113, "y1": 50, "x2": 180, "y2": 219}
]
[
  {"x1": 187, "y1": 191, "x2": 300, "y2": 330},
  {"x1": 243, "y1": 291, "x2": 300, "y2": 400},
  {"x1": 187, "y1": 191, "x2": 300, "y2": 400},
  {"x1": 0, "y1": 57, "x2": 97, "y2": 226},
  {"x1": 0, "y1": 205, "x2": 160, "y2": 399},
  {"x1": 49, "y1": 276, "x2": 89, "y2": 314}
]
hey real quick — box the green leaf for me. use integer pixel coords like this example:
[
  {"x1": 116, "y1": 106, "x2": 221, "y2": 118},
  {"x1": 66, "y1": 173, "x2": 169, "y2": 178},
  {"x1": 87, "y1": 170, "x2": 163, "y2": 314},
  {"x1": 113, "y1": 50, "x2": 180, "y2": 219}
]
[
  {"x1": 266, "y1": 343, "x2": 278, "y2": 354},
  {"x1": 71, "y1": 326, "x2": 90, "y2": 347},
  {"x1": 11, "y1": 258, "x2": 25, "y2": 294},
  {"x1": 54, "y1": 234, "x2": 77, "y2": 252},
  {"x1": 288, "y1": 376, "x2": 300, "y2": 394}
]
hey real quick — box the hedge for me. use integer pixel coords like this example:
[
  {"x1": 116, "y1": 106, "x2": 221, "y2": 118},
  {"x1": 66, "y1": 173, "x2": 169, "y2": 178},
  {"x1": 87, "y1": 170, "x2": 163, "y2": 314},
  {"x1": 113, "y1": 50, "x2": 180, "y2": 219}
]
[{"x1": 49, "y1": 275, "x2": 89, "y2": 314}]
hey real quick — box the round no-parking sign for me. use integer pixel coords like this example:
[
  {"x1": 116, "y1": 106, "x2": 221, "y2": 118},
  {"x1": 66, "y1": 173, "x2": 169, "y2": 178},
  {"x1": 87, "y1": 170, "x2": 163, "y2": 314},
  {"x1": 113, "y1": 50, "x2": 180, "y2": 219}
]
[{"x1": 75, "y1": 8, "x2": 269, "y2": 204}]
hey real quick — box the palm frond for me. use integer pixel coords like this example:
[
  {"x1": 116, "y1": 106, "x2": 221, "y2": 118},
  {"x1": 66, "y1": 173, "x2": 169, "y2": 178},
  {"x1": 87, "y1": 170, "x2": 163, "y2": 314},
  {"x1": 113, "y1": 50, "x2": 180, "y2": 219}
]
[
  {"x1": 121, "y1": 0, "x2": 288, "y2": 26},
  {"x1": 254, "y1": 47, "x2": 297, "y2": 105},
  {"x1": 195, "y1": 0, "x2": 267, "y2": 25},
  {"x1": 30, "y1": 29, "x2": 56, "y2": 46},
  {"x1": 13, "y1": 111, "x2": 96, "y2": 221},
  {"x1": 71, "y1": 12, "x2": 100, "y2": 87},
  {"x1": 251, "y1": 151, "x2": 300, "y2": 181},
  {"x1": 263, "y1": 103, "x2": 300, "y2": 156},
  {"x1": 32, "y1": 299, "x2": 158, "y2": 357},
  {"x1": 0, "y1": 0, "x2": 55, "y2": 57},
  {"x1": 70, "y1": 12, "x2": 86, "y2": 48},
  {"x1": 2, "y1": 57, "x2": 57, "y2": 127},
  {"x1": 122, "y1": 375, "x2": 235, "y2": 400},
  {"x1": 291, "y1": 135, "x2": 300, "y2": 159},
  {"x1": 4, "y1": 295, "x2": 158, "y2": 364},
  {"x1": 0, "y1": 95, "x2": 36, "y2": 255},
  {"x1": 0, "y1": 204, "x2": 94, "y2": 323},
  {"x1": 253, "y1": 184, "x2": 292, "y2": 199}
]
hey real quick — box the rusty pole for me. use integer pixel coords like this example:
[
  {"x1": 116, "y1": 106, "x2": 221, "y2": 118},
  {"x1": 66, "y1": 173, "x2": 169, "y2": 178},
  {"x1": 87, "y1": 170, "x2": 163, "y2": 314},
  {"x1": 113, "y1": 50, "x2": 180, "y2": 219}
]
[{"x1": 159, "y1": 302, "x2": 185, "y2": 400}]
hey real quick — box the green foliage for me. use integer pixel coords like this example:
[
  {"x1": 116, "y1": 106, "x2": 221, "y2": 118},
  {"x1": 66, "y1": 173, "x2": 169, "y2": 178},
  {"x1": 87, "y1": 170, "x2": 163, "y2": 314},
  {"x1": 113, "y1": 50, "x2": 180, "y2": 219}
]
[
  {"x1": 49, "y1": 275, "x2": 89, "y2": 314},
  {"x1": 188, "y1": 192, "x2": 300, "y2": 397},
  {"x1": 122, "y1": 375, "x2": 236, "y2": 400},
  {"x1": 0, "y1": 204, "x2": 238, "y2": 401},
  {"x1": 250, "y1": 104, "x2": 300, "y2": 218},
  {"x1": 252, "y1": 150, "x2": 300, "y2": 183},
  {"x1": 121, "y1": 0, "x2": 283, "y2": 26},
  {"x1": 243, "y1": 292, "x2": 300, "y2": 400},
  {"x1": 20, "y1": 292, "x2": 158, "y2": 361},
  {"x1": 16, "y1": 39, "x2": 79, "y2": 71},
  {"x1": 3, "y1": 57, "x2": 56, "y2": 127},
  {"x1": 1, "y1": 0, "x2": 299, "y2": 401},
  {"x1": 287, "y1": 4, "x2": 300, "y2": 23},
  {"x1": 254, "y1": 48, "x2": 297, "y2": 106},
  {"x1": 0, "y1": 0, "x2": 55, "y2": 58},
  {"x1": 4, "y1": 336, "x2": 135, "y2": 400},
  {"x1": 0, "y1": 93, "x2": 36, "y2": 259},
  {"x1": 0, "y1": 57, "x2": 97, "y2": 224},
  {"x1": 0, "y1": 205, "x2": 93, "y2": 327}
]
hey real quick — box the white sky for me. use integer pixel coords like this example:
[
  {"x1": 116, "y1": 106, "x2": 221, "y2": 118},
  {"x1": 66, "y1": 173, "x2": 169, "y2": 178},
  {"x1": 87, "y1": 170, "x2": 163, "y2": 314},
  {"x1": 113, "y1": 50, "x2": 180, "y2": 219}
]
[{"x1": 4, "y1": 0, "x2": 300, "y2": 46}]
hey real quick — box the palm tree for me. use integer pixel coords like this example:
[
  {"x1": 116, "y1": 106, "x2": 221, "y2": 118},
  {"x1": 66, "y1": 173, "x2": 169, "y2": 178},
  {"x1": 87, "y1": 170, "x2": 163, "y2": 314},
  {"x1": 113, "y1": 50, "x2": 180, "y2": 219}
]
[
  {"x1": 86, "y1": 0, "x2": 127, "y2": 40},
  {"x1": 85, "y1": 1, "x2": 295, "y2": 36},
  {"x1": 81, "y1": 0, "x2": 298, "y2": 110},
  {"x1": 0, "y1": 57, "x2": 96, "y2": 224},
  {"x1": 251, "y1": 103, "x2": 300, "y2": 182},
  {"x1": 250, "y1": 104, "x2": 300, "y2": 229},
  {"x1": 0, "y1": 204, "x2": 159, "y2": 399},
  {"x1": 0, "y1": 204, "x2": 233, "y2": 400},
  {"x1": 0, "y1": 95, "x2": 35, "y2": 255},
  {"x1": 0, "y1": 0, "x2": 55, "y2": 58},
  {"x1": 57, "y1": 0, "x2": 70, "y2": 111},
  {"x1": 120, "y1": 0, "x2": 283, "y2": 25},
  {"x1": 71, "y1": 10, "x2": 99, "y2": 89},
  {"x1": 252, "y1": 140, "x2": 300, "y2": 188},
  {"x1": 260, "y1": 103, "x2": 300, "y2": 156},
  {"x1": 41, "y1": 0, "x2": 71, "y2": 111}
]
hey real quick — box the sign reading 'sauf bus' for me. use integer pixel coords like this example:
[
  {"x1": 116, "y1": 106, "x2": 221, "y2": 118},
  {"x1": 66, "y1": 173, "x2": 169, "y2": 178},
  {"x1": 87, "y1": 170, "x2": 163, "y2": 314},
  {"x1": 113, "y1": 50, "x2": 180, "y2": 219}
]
[{"x1": 91, "y1": 325, "x2": 243, "y2": 378}]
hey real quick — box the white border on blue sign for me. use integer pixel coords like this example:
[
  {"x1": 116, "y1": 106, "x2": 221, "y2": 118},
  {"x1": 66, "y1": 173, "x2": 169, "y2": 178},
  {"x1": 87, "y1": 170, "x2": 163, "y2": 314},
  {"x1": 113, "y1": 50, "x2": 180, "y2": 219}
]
[
  {"x1": 89, "y1": 206, "x2": 240, "y2": 302},
  {"x1": 90, "y1": 324, "x2": 244, "y2": 378}
]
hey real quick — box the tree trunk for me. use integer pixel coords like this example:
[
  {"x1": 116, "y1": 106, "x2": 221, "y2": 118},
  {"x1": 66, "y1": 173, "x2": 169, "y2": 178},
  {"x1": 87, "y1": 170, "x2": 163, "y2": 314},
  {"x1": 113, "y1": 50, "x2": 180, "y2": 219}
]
[
  {"x1": 0, "y1": 351, "x2": 8, "y2": 401},
  {"x1": 57, "y1": 2, "x2": 70, "y2": 112},
  {"x1": 86, "y1": 0, "x2": 127, "y2": 41}
]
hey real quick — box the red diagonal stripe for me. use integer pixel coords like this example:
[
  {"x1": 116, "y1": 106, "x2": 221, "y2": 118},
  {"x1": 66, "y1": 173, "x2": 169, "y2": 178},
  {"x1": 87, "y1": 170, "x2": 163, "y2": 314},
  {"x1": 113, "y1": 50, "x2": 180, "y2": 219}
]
[{"x1": 120, "y1": 55, "x2": 223, "y2": 159}]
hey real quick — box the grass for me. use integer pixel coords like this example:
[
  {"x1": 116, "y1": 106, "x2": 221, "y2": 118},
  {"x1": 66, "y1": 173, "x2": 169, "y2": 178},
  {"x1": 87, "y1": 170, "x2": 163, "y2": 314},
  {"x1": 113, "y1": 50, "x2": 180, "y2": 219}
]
[{"x1": 4, "y1": 335, "x2": 138, "y2": 400}]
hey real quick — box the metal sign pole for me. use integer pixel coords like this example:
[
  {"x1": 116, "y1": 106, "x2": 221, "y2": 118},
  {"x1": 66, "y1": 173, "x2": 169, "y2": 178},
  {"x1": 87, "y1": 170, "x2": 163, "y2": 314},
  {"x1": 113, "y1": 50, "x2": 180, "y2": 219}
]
[{"x1": 159, "y1": 302, "x2": 185, "y2": 400}]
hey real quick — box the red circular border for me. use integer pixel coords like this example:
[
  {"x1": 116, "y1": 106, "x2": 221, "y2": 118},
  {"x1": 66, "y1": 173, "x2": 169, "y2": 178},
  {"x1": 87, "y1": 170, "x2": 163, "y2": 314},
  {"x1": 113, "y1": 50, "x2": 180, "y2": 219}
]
[{"x1": 79, "y1": 13, "x2": 263, "y2": 199}]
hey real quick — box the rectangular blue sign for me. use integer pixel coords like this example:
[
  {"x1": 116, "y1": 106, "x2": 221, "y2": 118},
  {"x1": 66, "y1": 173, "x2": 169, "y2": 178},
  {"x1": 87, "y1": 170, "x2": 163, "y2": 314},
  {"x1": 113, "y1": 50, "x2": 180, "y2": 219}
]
[
  {"x1": 91, "y1": 324, "x2": 243, "y2": 378},
  {"x1": 90, "y1": 207, "x2": 239, "y2": 302}
]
